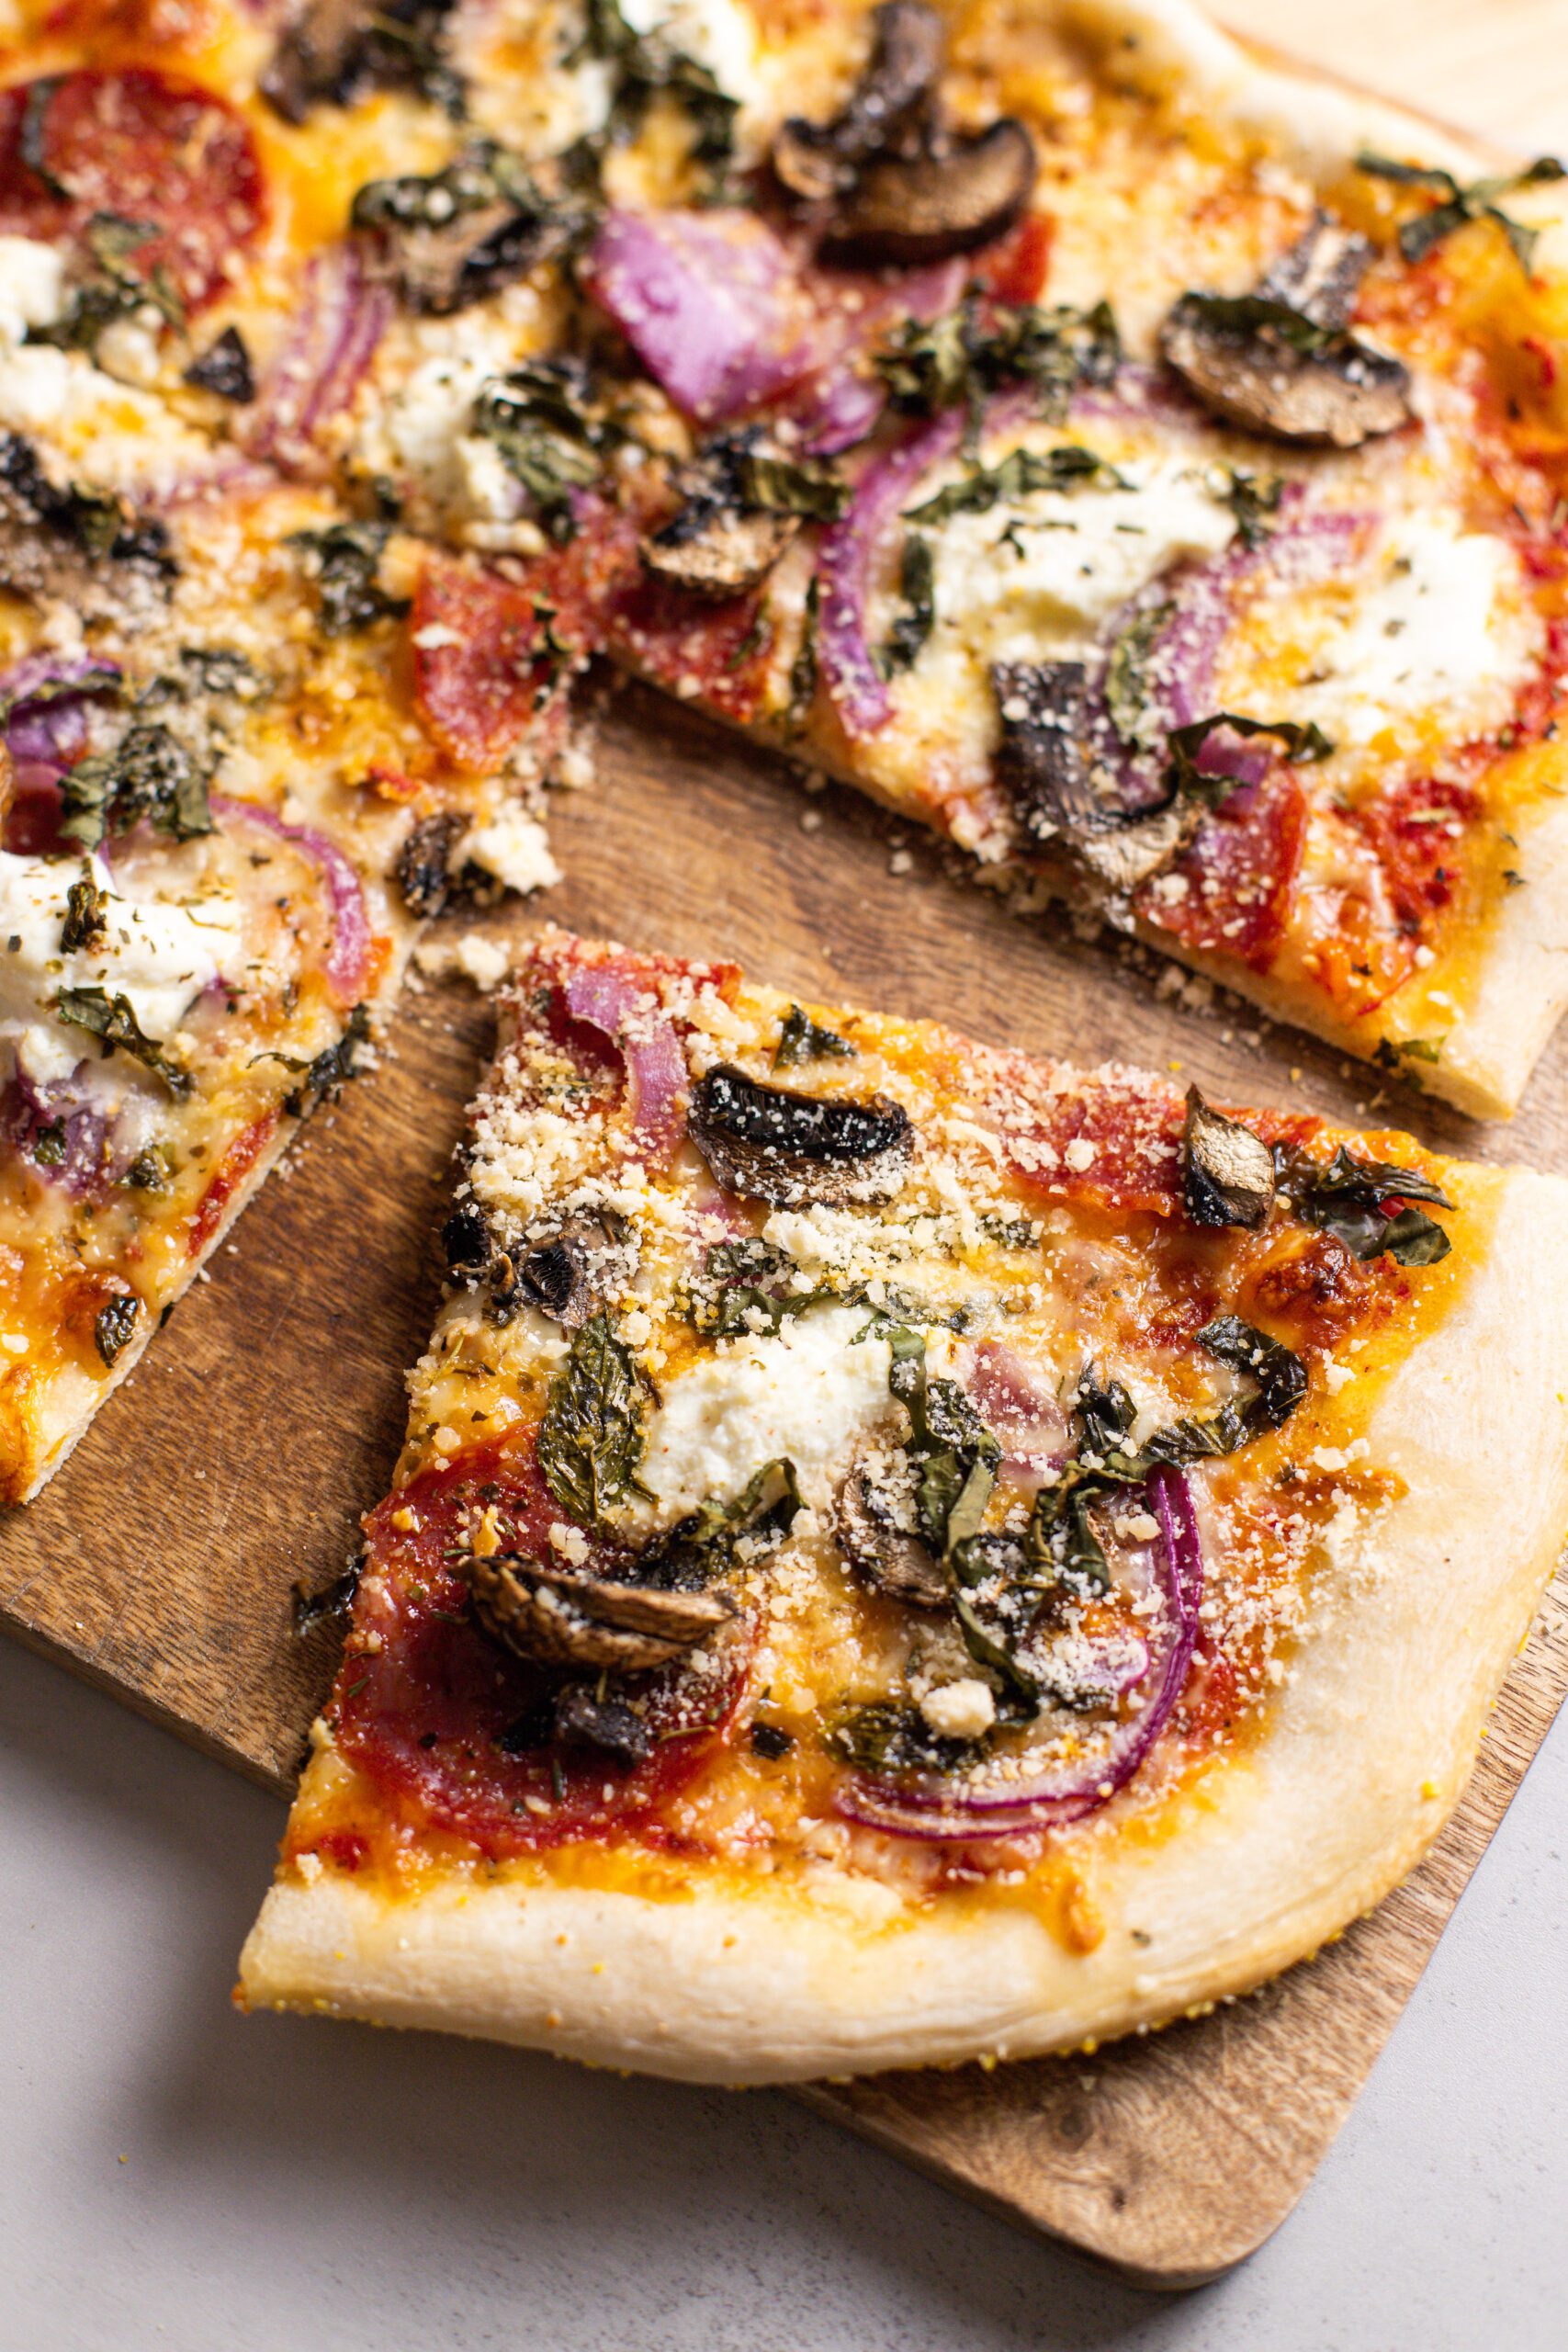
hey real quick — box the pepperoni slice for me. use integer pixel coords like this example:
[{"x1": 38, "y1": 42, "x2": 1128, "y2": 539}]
[
  {"x1": 323, "y1": 1436, "x2": 750, "y2": 1860},
  {"x1": 411, "y1": 560, "x2": 560, "y2": 773},
  {"x1": 1143, "y1": 769, "x2": 1308, "y2": 971},
  {"x1": 0, "y1": 69, "x2": 265, "y2": 312}
]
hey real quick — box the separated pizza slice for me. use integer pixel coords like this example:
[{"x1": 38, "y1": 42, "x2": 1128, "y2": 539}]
[{"x1": 239, "y1": 930, "x2": 1568, "y2": 2083}]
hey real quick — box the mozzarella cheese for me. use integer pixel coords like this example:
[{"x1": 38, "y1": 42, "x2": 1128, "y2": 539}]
[
  {"x1": 0, "y1": 853, "x2": 242, "y2": 1090},
  {"x1": 920, "y1": 448, "x2": 1235, "y2": 672},
  {"x1": 619, "y1": 0, "x2": 766, "y2": 109},
  {"x1": 629, "y1": 1303, "x2": 896, "y2": 1524},
  {"x1": 1237, "y1": 513, "x2": 1542, "y2": 749}
]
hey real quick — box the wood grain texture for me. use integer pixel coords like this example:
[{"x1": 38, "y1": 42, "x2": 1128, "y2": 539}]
[{"x1": 5, "y1": 0, "x2": 1568, "y2": 2287}]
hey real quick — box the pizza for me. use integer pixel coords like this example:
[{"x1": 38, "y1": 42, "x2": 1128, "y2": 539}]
[
  {"x1": 237, "y1": 932, "x2": 1568, "y2": 2081},
  {"x1": 2, "y1": 0, "x2": 1565, "y2": 1154},
  {"x1": 0, "y1": 72, "x2": 574, "y2": 1498}
]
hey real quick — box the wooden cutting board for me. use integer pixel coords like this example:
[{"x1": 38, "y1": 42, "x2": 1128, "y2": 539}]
[{"x1": 6, "y1": 3, "x2": 1568, "y2": 2288}]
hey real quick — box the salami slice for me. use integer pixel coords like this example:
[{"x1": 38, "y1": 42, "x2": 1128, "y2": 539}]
[{"x1": 0, "y1": 68, "x2": 265, "y2": 312}]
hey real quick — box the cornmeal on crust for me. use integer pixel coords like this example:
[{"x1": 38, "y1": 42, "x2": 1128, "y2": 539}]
[{"x1": 238, "y1": 933, "x2": 1568, "y2": 2082}]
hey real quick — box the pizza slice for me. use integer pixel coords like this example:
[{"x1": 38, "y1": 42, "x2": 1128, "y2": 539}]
[{"x1": 238, "y1": 931, "x2": 1568, "y2": 2083}]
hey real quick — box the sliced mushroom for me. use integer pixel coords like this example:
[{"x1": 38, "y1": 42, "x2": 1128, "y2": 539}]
[
  {"x1": 1258, "y1": 211, "x2": 1375, "y2": 332},
  {"x1": 0, "y1": 433, "x2": 174, "y2": 617},
  {"x1": 1181, "y1": 1088, "x2": 1276, "y2": 1228},
  {"x1": 835, "y1": 1442, "x2": 949, "y2": 1608},
  {"x1": 773, "y1": 1, "x2": 1035, "y2": 266},
  {"x1": 513, "y1": 1212, "x2": 625, "y2": 1328},
  {"x1": 465, "y1": 1550, "x2": 736, "y2": 1672},
  {"x1": 773, "y1": 1, "x2": 944, "y2": 201},
  {"x1": 1159, "y1": 214, "x2": 1412, "y2": 449},
  {"x1": 396, "y1": 810, "x2": 466, "y2": 916},
  {"x1": 992, "y1": 661, "x2": 1200, "y2": 894},
  {"x1": 184, "y1": 327, "x2": 255, "y2": 404},
  {"x1": 643, "y1": 505, "x2": 799, "y2": 599},
  {"x1": 688, "y1": 1064, "x2": 913, "y2": 1207},
  {"x1": 820, "y1": 118, "x2": 1037, "y2": 267}
]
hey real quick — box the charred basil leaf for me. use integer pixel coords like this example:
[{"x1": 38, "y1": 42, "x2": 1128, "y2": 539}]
[
  {"x1": 878, "y1": 297, "x2": 1120, "y2": 422},
  {"x1": 1222, "y1": 467, "x2": 1283, "y2": 548},
  {"x1": 1195, "y1": 1315, "x2": 1308, "y2": 1430},
  {"x1": 185, "y1": 326, "x2": 255, "y2": 403},
  {"x1": 0, "y1": 433, "x2": 175, "y2": 584},
  {"x1": 1168, "y1": 711, "x2": 1334, "y2": 806},
  {"x1": 907, "y1": 442, "x2": 1129, "y2": 526},
  {"x1": 738, "y1": 451, "x2": 850, "y2": 521},
  {"x1": 571, "y1": 0, "x2": 740, "y2": 189},
  {"x1": 1181, "y1": 1087, "x2": 1275, "y2": 1228},
  {"x1": 886, "y1": 1324, "x2": 1000, "y2": 1561},
  {"x1": 552, "y1": 1683, "x2": 654, "y2": 1769},
  {"x1": 773, "y1": 1002, "x2": 853, "y2": 1068},
  {"x1": 882, "y1": 530, "x2": 934, "y2": 674},
  {"x1": 827, "y1": 1699, "x2": 983, "y2": 1775},
  {"x1": 277, "y1": 1004, "x2": 373, "y2": 1118},
  {"x1": 750, "y1": 1721, "x2": 794, "y2": 1759},
  {"x1": 59, "y1": 871, "x2": 108, "y2": 956},
  {"x1": 39, "y1": 211, "x2": 184, "y2": 356},
  {"x1": 55, "y1": 985, "x2": 191, "y2": 1095},
  {"x1": 471, "y1": 361, "x2": 617, "y2": 542},
  {"x1": 94, "y1": 1291, "x2": 141, "y2": 1368},
  {"x1": 60, "y1": 723, "x2": 213, "y2": 852},
  {"x1": 1358, "y1": 151, "x2": 1566, "y2": 274},
  {"x1": 536, "y1": 1312, "x2": 648, "y2": 1525},
  {"x1": 684, "y1": 1237, "x2": 839, "y2": 1338},
  {"x1": 1281, "y1": 1143, "x2": 1452, "y2": 1264},
  {"x1": 262, "y1": 0, "x2": 462, "y2": 125},
  {"x1": 120, "y1": 1144, "x2": 173, "y2": 1193},
  {"x1": 788, "y1": 573, "x2": 819, "y2": 727},
  {"x1": 291, "y1": 522, "x2": 408, "y2": 636},
  {"x1": 645, "y1": 1455, "x2": 804, "y2": 1587},
  {"x1": 1102, "y1": 599, "x2": 1173, "y2": 752},
  {"x1": 291, "y1": 1554, "x2": 363, "y2": 1637}
]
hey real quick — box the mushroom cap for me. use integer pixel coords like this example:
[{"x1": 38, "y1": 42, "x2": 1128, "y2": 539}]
[
  {"x1": 465, "y1": 1552, "x2": 736, "y2": 1673},
  {"x1": 688, "y1": 1063, "x2": 914, "y2": 1207},
  {"x1": 1159, "y1": 294, "x2": 1412, "y2": 448},
  {"x1": 819, "y1": 119, "x2": 1038, "y2": 267},
  {"x1": 835, "y1": 1443, "x2": 950, "y2": 1608},
  {"x1": 1181, "y1": 1087, "x2": 1277, "y2": 1228},
  {"x1": 641, "y1": 505, "x2": 800, "y2": 599}
]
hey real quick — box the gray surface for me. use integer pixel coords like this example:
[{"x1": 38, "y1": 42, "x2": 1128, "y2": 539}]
[{"x1": 1, "y1": 1633, "x2": 1563, "y2": 2352}]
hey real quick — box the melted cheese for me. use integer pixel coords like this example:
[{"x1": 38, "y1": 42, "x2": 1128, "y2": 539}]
[
  {"x1": 919, "y1": 446, "x2": 1235, "y2": 673},
  {"x1": 0, "y1": 852, "x2": 242, "y2": 1090},
  {"x1": 1235, "y1": 513, "x2": 1542, "y2": 750}
]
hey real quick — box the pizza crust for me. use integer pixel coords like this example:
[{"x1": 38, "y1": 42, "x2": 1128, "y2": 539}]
[{"x1": 238, "y1": 1161, "x2": 1568, "y2": 2082}]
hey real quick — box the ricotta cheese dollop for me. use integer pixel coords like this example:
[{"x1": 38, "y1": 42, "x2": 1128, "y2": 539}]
[
  {"x1": 632, "y1": 1303, "x2": 897, "y2": 1525},
  {"x1": 0, "y1": 853, "x2": 242, "y2": 1090}
]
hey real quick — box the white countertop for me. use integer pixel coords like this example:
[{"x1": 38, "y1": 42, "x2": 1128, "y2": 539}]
[{"x1": 2, "y1": 1634, "x2": 1563, "y2": 2352}]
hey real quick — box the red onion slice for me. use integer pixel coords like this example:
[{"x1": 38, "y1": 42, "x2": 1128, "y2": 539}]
[
  {"x1": 563, "y1": 959, "x2": 690, "y2": 1163},
  {"x1": 0, "y1": 652, "x2": 121, "y2": 771},
  {"x1": 245, "y1": 243, "x2": 391, "y2": 476},
  {"x1": 2, "y1": 1071, "x2": 113, "y2": 1199},
  {"x1": 585, "y1": 209, "x2": 821, "y2": 424},
  {"x1": 209, "y1": 796, "x2": 372, "y2": 1003},
  {"x1": 839, "y1": 1464, "x2": 1203, "y2": 1840},
  {"x1": 815, "y1": 407, "x2": 966, "y2": 736}
]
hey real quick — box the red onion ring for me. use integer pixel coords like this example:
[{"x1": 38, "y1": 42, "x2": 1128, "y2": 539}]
[
  {"x1": 0, "y1": 652, "x2": 121, "y2": 770},
  {"x1": 838, "y1": 1464, "x2": 1203, "y2": 1840},
  {"x1": 245, "y1": 243, "x2": 391, "y2": 476},
  {"x1": 209, "y1": 795, "x2": 372, "y2": 1004},
  {"x1": 815, "y1": 406, "x2": 966, "y2": 737},
  {"x1": 563, "y1": 958, "x2": 690, "y2": 1163}
]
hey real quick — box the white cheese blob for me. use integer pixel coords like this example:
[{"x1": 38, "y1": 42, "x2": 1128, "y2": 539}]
[
  {"x1": 457, "y1": 810, "x2": 562, "y2": 895},
  {"x1": 922, "y1": 448, "x2": 1235, "y2": 670},
  {"x1": 631, "y1": 1303, "x2": 897, "y2": 1524},
  {"x1": 1243, "y1": 513, "x2": 1542, "y2": 749},
  {"x1": 0, "y1": 853, "x2": 241, "y2": 1089},
  {"x1": 0, "y1": 234, "x2": 67, "y2": 345},
  {"x1": 618, "y1": 0, "x2": 765, "y2": 107}
]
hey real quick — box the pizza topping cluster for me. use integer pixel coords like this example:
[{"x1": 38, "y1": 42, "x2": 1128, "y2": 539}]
[{"x1": 286, "y1": 938, "x2": 1461, "y2": 1894}]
